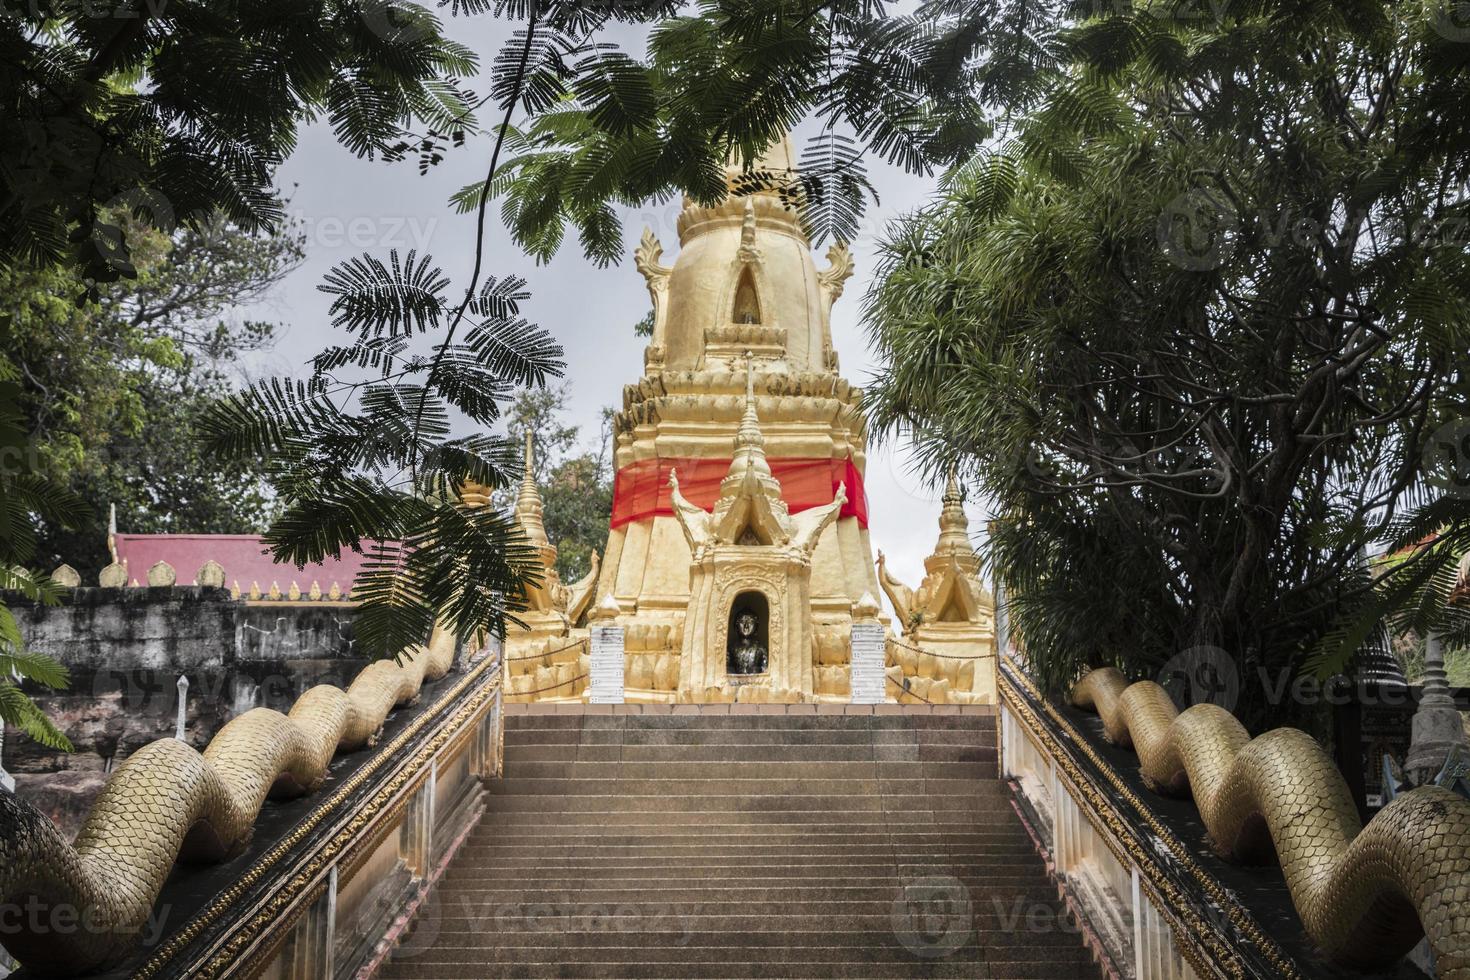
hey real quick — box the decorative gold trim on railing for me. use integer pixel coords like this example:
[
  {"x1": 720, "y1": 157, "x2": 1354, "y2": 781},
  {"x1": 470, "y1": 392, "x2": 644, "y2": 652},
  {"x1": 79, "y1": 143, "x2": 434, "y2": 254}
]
[
  {"x1": 180, "y1": 657, "x2": 501, "y2": 980},
  {"x1": 1000, "y1": 661, "x2": 1300, "y2": 980}
]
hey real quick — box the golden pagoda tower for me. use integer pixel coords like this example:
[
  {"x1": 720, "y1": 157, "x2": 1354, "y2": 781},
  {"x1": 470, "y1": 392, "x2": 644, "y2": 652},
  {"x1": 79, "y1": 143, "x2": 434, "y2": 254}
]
[{"x1": 591, "y1": 136, "x2": 881, "y2": 701}]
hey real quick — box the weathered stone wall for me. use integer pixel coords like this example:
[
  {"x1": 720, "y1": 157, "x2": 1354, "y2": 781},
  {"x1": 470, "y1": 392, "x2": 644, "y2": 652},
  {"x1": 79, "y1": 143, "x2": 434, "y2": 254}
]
[{"x1": 4, "y1": 586, "x2": 364, "y2": 837}]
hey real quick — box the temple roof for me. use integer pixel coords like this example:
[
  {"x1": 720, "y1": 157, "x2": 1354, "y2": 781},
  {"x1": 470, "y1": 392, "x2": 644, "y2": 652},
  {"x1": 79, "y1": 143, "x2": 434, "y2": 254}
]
[{"x1": 110, "y1": 533, "x2": 367, "y2": 598}]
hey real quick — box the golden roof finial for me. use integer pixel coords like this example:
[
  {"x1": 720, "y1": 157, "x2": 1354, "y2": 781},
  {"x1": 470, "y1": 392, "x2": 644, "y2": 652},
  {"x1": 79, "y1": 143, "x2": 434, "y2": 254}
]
[
  {"x1": 729, "y1": 351, "x2": 772, "y2": 479},
  {"x1": 717, "y1": 351, "x2": 783, "y2": 511},
  {"x1": 515, "y1": 428, "x2": 550, "y2": 546},
  {"x1": 936, "y1": 470, "x2": 972, "y2": 557},
  {"x1": 734, "y1": 351, "x2": 764, "y2": 452}
]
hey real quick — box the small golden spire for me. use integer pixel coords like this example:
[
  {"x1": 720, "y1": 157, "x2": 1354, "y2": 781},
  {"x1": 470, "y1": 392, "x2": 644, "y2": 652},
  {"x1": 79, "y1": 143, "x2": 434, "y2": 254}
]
[
  {"x1": 515, "y1": 428, "x2": 550, "y2": 546},
  {"x1": 732, "y1": 351, "x2": 767, "y2": 461},
  {"x1": 716, "y1": 351, "x2": 783, "y2": 510},
  {"x1": 936, "y1": 470, "x2": 971, "y2": 555}
]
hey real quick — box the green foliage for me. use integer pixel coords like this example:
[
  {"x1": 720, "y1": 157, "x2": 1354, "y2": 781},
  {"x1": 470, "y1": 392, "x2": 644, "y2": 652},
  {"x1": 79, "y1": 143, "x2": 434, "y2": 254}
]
[
  {"x1": 484, "y1": 0, "x2": 1025, "y2": 254},
  {"x1": 862, "y1": 1, "x2": 1470, "y2": 724},
  {"x1": 202, "y1": 248, "x2": 566, "y2": 658},
  {"x1": 0, "y1": 388, "x2": 81, "y2": 750},
  {"x1": 0, "y1": 0, "x2": 480, "y2": 290},
  {"x1": 1396, "y1": 635, "x2": 1470, "y2": 689},
  {"x1": 542, "y1": 451, "x2": 614, "y2": 585},
  {"x1": 3, "y1": 217, "x2": 300, "y2": 580}
]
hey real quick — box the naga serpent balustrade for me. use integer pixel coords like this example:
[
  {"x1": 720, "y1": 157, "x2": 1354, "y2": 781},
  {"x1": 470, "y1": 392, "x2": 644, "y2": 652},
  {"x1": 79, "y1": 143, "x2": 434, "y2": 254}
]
[
  {"x1": 0, "y1": 627, "x2": 457, "y2": 976},
  {"x1": 1071, "y1": 667, "x2": 1470, "y2": 978}
]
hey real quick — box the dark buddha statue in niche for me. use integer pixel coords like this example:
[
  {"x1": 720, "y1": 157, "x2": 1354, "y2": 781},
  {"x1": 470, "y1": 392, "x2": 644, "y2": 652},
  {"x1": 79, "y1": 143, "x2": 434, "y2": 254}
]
[{"x1": 726, "y1": 593, "x2": 769, "y2": 675}]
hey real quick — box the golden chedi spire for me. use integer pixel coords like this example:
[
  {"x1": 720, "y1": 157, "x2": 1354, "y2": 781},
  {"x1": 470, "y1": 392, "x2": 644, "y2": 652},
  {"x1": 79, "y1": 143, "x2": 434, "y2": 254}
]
[
  {"x1": 515, "y1": 429, "x2": 550, "y2": 549},
  {"x1": 722, "y1": 352, "x2": 780, "y2": 502},
  {"x1": 935, "y1": 472, "x2": 974, "y2": 561},
  {"x1": 512, "y1": 428, "x2": 561, "y2": 615}
]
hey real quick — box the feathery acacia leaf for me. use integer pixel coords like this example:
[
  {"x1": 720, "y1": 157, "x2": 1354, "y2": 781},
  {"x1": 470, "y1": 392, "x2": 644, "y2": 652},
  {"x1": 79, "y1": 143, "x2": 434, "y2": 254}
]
[{"x1": 319, "y1": 250, "x2": 449, "y2": 337}]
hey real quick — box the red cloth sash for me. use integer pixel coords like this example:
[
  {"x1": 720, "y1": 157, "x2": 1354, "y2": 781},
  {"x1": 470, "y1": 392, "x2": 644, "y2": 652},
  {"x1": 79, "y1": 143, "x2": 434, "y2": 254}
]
[{"x1": 610, "y1": 457, "x2": 868, "y2": 529}]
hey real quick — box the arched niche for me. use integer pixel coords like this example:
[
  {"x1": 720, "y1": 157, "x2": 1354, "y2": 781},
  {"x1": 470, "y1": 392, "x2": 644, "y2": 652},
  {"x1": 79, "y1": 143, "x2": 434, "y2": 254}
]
[
  {"x1": 725, "y1": 590, "x2": 770, "y2": 675},
  {"x1": 732, "y1": 267, "x2": 762, "y2": 324}
]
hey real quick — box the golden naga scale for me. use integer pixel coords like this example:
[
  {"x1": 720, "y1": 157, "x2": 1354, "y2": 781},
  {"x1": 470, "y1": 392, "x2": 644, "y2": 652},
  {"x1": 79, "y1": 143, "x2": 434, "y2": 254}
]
[
  {"x1": 0, "y1": 628, "x2": 457, "y2": 976},
  {"x1": 1071, "y1": 667, "x2": 1470, "y2": 979}
]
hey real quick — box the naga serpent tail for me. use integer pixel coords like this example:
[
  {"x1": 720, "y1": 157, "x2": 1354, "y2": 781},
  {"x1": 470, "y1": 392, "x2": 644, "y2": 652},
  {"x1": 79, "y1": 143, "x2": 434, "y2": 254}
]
[
  {"x1": 1071, "y1": 667, "x2": 1470, "y2": 977},
  {"x1": 0, "y1": 628, "x2": 456, "y2": 976}
]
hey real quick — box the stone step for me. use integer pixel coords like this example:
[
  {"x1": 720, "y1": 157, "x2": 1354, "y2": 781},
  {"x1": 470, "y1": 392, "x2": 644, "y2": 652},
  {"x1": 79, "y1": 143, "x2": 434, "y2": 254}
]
[
  {"x1": 488, "y1": 781, "x2": 1005, "y2": 799},
  {"x1": 452, "y1": 845, "x2": 1039, "y2": 865},
  {"x1": 389, "y1": 934, "x2": 1070, "y2": 953},
  {"x1": 504, "y1": 744, "x2": 998, "y2": 764},
  {"x1": 427, "y1": 884, "x2": 1064, "y2": 908},
  {"x1": 481, "y1": 796, "x2": 1015, "y2": 816},
  {"x1": 505, "y1": 714, "x2": 999, "y2": 728},
  {"x1": 378, "y1": 713, "x2": 1098, "y2": 980},
  {"x1": 497, "y1": 762, "x2": 994, "y2": 781},
  {"x1": 470, "y1": 828, "x2": 1030, "y2": 846},
  {"x1": 382, "y1": 964, "x2": 989, "y2": 979},
  {"x1": 436, "y1": 869, "x2": 1046, "y2": 887},
  {"x1": 387, "y1": 941, "x2": 1077, "y2": 964},
  {"x1": 505, "y1": 731, "x2": 999, "y2": 746},
  {"x1": 474, "y1": 810, "x2": 1016, "y2": 830}
]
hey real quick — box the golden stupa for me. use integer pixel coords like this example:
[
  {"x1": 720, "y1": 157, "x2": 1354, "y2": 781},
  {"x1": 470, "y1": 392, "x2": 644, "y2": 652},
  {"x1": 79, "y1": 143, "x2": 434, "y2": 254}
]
[{"x1": 500, "y1": 138, "x2": 995, "y2": 703}]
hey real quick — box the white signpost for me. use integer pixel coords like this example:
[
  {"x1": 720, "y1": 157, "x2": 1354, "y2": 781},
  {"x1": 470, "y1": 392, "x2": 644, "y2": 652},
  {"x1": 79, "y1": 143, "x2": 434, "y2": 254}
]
[
  {"x1": 850, "y1": 622, "x2": 886, "y2": 704},
  {"x1": 589, "y1": 624, "x2": 626, "y2": 704}
]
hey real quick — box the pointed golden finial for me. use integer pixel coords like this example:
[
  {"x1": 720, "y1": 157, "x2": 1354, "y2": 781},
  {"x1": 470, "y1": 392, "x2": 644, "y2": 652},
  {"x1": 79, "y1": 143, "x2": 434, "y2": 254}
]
[
  {"x1": 715, "y1": 350, "x2": 783, "y2": 513},
  {"x1": 329, "y1": 581, "x2": 342, "y2": 600},
  {"x1": 231, "y1": 580, "x2": 242, "y2": 600},
  {"x1": 249, "y1": 580, "x2": 262, "y2": 600},
  {"x1": 936, "y1": 470, "x2": 973, "y2": 557},
  {"x1": 287, "y1": 580, "x2": 301, "y2": 601},
  {"x1": 514, "y1": 428, "x2": 550, "y2": 546},
  {"x1": 268, "y1": 580, "x2": 282, "y2": 600},
  {"x1": 309, "y1": 580, "x2": 322, "y2": 601},
  {"x1": 733, "y1": 350, "x2": 765, "y2": 454}
]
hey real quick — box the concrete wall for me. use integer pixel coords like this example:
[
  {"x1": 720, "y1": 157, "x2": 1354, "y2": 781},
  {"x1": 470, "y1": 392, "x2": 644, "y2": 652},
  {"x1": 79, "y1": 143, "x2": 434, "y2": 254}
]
[{"x1": 4, "y1": 586, "x2": 363, "y2": 837}]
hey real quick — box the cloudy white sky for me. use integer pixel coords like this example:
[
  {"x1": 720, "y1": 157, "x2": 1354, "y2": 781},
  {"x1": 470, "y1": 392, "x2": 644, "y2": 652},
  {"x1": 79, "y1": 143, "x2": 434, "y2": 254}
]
[{"x1": 239, "y1": 13, "x2": 990, "y2": 614}]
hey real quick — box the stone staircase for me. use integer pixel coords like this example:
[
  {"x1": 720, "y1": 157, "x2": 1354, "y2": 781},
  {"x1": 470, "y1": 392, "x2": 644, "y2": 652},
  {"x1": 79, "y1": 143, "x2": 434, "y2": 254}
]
[{"x1": 379, "y1": 706, "x2": 1102, "y2": 980}]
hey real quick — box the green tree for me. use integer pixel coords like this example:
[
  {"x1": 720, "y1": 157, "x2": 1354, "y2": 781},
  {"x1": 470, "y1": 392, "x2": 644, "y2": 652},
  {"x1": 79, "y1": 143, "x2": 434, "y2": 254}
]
[
  {"x1": 4, "y1": 218, "x2": 301, "y2": 580},
  {"x1": 0, "y1": 0, "x2": 482, "y2": 288},
  {"x1": 859, "y1": 3, "x2": 1470, "y2": 722},
  {"x1": 6, "y1": 0, "x2": 687, "y2": 659},
  {"x1": 0, "y1": 386, "x2": 83, "y2": 749}
]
